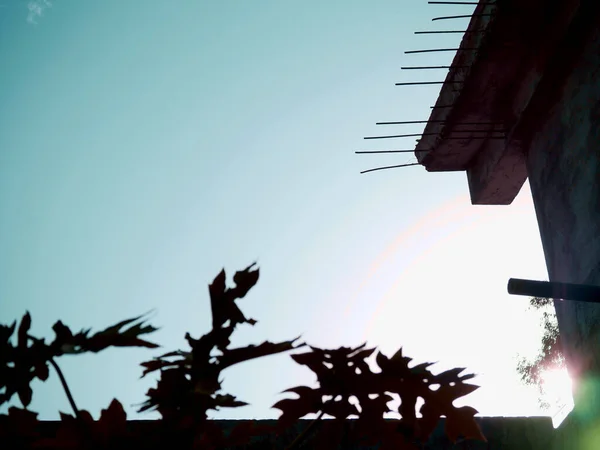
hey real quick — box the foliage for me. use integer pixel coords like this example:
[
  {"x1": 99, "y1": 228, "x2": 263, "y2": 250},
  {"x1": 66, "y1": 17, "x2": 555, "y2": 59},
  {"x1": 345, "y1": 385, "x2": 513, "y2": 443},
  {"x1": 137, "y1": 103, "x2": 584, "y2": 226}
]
[
  {"x1": 0, "y1": 264, "x2": 486, "y2": 449},
  {"x1": 516, "y1": 297, "x2": 565, "y2": 410}
]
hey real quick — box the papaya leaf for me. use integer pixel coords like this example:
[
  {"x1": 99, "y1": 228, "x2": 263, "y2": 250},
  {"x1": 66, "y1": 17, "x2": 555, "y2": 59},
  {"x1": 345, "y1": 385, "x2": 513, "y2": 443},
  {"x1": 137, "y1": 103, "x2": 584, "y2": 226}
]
[
  {"x1": 430, "y1": 383, "x2": 480, "y2": 411},
  {"x1": 97, "y1": 398, "x2": 128, "y2": 439},
  {"x1": 17, "y1": 312, "x2": 31, "y2": 349},
  {"x1": 139, "y1": 358, "x2": 179, "y2": 378},
  {"x1": 50, "y1": 314, "x2": 159, "y2": 355},
  {"x1": 435, "y1": 367, "x2": 473, "y2": 383},
  {"x1": 209, "y1": 264, "x2": 258, "y2": 330},
  {"x1": 231, "y1": 263, "x2": 260, "y2": 299},
  {"x1": 272, "y1": 386, "x2": 324, "y2": 427},
  {"x1": 218, "y1": 338, "x2": 304, "y2": 370},
  {"x1": 34, "y1": 410, "x2": 96, "y2": 449},
  {"x1": 280, "y1": 343, "x2": 484, "y2": 448},
  {"x1": 138, "y1": 368, "x2": 192, "y2": 415},
  {"x1": 322, "y1": 398, "x2": 359, "y2": 419},
  {"x1": 212, "y1": 394, "x2": 248, "y2": 410},
  {"x1": 0, "y1": 406, "x2": 40, "y2": 443},
  {"x1": 140, "y1": 265, "x2": 300, "y2": 426},
  {"x1": 416, "y1": 404, "x2": 440, "y2": 442},
  {"x1": 0, "y1": 321, "x2": 16, "y2": 346},
  {"x1": 444, "y1": 406, "x2": 486, "y2": 443},
  {"x1": 0, "y1": 314, "x2": 57, "y2": 408},
  {"x1": 17, "y1": 385, "x2": 32, "y2": 408}
]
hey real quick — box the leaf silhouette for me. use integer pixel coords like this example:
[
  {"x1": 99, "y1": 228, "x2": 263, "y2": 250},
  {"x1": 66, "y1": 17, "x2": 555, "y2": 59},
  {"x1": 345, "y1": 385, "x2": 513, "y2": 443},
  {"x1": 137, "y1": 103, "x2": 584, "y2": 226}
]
[
  {"x1": 34, "y1": 410, "x2": 94, "y2": 449},
  {"x1": 218, "y1": 338, "x2": 304, "y2": 370},
  {"x1": 139, "y1": 264, "x2": 299, "y2": 429},
  {"x1": 1, "y1": 314, "x2": 55, "y2": 408},
  {"x1": 212, "y1": 394, "x2": 248, "y2": 409},
  {"x1": 17, "y1": 384, "x2": 33, "y2": 408},
  {"x1": 278, "y1": 344, "x2": 484, "y2": 448},
  {"x1": 290, "y1": 344, "x2": 375, "y2": 397},
  {"x1": 272, "y1": 386, "x2": 323, "y2": 427},
  {"x1": 17, "y1": 312, "x2": 31, "y2": 349},
  {"x1": 97, "y1": 398, "x2": 128, "y2": 440},
  {"x1": 0, "y1": 406, "x2": 40, "y2": 444},
  {"x1": 232, "y1": 264, "x2": 260, "y2": 297},
  {"x1": 444, "y1": 406, "x2": 486, "y2": 443},
  {"x1": 0, "y1": 321, "x2": 16, "y2": 346},
  {"x1": 435, "y1": 367, "x2": 474, "y2": 383},
  {"x1": 209, "y1": 263, "x2": 259, "y2": 330},
  {"x1": 1, "y1": 264, "x2": 485, "y2": 448},
  {"x1": 36, "y1": 400, "x2": 132, "y2": 449},
  {"x1": 50, "y1": 314, "x2": 159, "y2": 355},
  {"x1": 322, "y1": 398, "x2": 360, "y2": 419},
  {"x1": 138, "y1": 368, "x2": 193, "y2": 416}
]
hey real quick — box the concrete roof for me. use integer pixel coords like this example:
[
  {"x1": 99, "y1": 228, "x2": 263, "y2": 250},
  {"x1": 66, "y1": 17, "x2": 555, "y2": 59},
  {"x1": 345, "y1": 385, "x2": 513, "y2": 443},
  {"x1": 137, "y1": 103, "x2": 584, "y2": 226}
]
[{"x1": 415, "y1": 0, "x2": 580, "y2": 204}]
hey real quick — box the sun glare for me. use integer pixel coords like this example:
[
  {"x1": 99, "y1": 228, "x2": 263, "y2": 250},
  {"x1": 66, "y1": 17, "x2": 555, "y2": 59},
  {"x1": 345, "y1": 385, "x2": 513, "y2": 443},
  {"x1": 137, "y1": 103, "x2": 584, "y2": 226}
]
[{"x1": 541, "y1": 368, "x2": 575, "y2": 428}]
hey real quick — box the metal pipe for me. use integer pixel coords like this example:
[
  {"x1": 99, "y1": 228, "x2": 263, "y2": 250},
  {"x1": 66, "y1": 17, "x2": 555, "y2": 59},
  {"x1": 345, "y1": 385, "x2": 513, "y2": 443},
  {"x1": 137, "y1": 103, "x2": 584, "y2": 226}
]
[{"x1": 507, "y1": 278, "x2": 600, "y2": 304}]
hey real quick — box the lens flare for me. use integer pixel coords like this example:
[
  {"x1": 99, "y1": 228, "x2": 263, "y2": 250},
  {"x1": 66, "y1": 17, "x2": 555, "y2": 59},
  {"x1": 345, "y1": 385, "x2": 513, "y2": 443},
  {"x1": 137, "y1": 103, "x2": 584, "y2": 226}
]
[{"x1": 540, "y1": 368, "x2": 574, "y2": 428}]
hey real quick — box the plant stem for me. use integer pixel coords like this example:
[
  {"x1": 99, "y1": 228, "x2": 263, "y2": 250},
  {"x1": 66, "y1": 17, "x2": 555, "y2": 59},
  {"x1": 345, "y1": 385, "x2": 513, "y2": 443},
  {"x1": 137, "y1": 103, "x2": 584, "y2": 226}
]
[
  {"x1": 26, "y1": 334, "x2": 81, "y2": 419},
  {"x1": 285, "y1": 410, "x2": 324, "y2": 450},
  {"x1": 48, "y1": 357, "x2": 81, "y2": 419}
]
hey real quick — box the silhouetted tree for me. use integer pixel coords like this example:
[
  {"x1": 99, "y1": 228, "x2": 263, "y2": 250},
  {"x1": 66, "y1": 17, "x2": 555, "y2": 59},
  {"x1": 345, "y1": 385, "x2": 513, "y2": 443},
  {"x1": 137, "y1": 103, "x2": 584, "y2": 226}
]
[{"x1": 516, "y1": 297, "x2": 565, "y2": 410}]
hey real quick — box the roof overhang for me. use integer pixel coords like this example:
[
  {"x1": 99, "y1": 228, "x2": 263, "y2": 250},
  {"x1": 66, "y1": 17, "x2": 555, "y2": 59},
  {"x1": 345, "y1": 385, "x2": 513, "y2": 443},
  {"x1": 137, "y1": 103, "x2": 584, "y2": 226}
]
[{"x1": 415, "y1": 0, "x2": 580, "y2": 204}]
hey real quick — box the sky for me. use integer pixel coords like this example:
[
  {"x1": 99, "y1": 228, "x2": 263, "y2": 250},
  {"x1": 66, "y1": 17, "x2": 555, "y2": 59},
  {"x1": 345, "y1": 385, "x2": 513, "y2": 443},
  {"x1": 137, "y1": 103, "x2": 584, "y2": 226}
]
[{"x1": 0, "y1": 0, "x2": 561, "y2": 421}]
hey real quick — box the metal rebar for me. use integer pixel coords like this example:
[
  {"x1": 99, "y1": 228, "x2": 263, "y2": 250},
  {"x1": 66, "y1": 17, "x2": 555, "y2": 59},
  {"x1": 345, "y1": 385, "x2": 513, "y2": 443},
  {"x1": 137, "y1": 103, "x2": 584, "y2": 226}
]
[
  {"x1": 377, "y1": 120, "x2": 439, "y2": 125},
  {"x1": 360, "y1": 163, "x2": 421, "y2": 174},
  {"x1": 443, "y1": 136, "x2": 505, "y2": 139},
  {"x1": 405, "y1": 48, "x2": 478, "y2": 54},
  {"x1": 365, "y1": 131, "x2": 504, "y2": 140},
  {"x1": 414, "y1": 30, "x2": 486, "y2": 34},
  {"x1": 365, "y1": 133, "x2": 431, "y2": 140},
  {"x1": 508, "y1": 278, "x2": 600, "y2": 304},
  {"x1": 446, "y1": 130, "x2": 506, "y2": 134},
  {"x1": 376, "y1": 120, "x2": 503, "y2": 125},
  {"x1": 355, "y1": 149, "x2": 430, "y2": 154},
  {"x1": 432, "y1": 14, "x2": 494, "y2": 21},
  {"x1": 401, "y1": 65, "x2": 470, "y2": 70},
  {"x1": 428, "y1": 1, "x2": 495, "y2": 4},
  {"x1": 395, "y1": 81, "x2": 465, "y2": 86}
]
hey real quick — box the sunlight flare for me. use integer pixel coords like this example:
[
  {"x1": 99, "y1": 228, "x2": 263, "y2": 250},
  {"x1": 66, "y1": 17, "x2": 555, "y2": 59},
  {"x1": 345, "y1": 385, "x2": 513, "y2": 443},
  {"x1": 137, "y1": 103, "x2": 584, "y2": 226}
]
[{"x1": 541, "y1": 368, "x2": 574, "y2": 428}]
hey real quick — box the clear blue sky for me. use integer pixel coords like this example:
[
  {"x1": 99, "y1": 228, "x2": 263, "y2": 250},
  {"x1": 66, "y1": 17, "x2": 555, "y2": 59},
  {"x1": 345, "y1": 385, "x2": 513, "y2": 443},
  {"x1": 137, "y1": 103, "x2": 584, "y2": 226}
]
[{"x1": 1, "y1": 0, "x2": 553, "y2": 420}]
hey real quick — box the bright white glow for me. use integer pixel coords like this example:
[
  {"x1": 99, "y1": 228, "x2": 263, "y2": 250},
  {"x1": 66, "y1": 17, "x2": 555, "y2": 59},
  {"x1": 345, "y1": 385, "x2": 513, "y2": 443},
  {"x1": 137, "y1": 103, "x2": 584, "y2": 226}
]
[{"x1": 540, "y1": 368, "x2": 575, "y2": 428}]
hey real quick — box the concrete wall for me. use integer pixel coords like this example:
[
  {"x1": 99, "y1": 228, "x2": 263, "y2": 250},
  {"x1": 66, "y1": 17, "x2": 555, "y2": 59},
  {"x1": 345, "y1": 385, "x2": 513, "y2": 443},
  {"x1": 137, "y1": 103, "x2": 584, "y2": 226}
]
[
  {"x1": 525, "y1": 14, "x2": 600, "y2": 383},
  {"x1": 33, "y1": 417, "x2": 556, "y2": 449}
]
